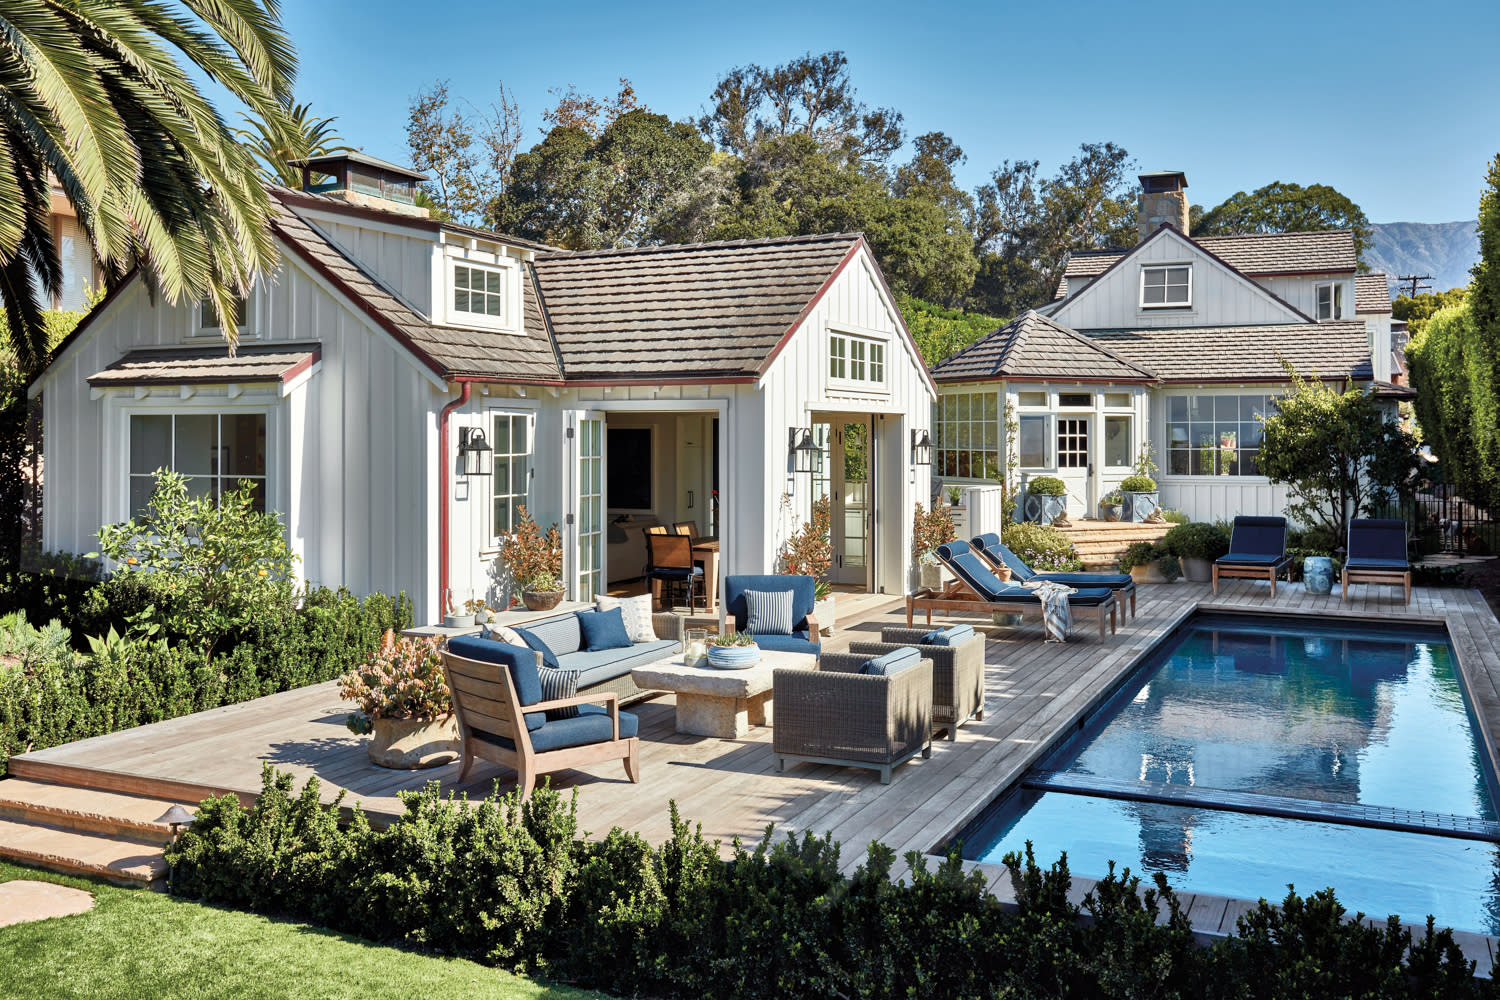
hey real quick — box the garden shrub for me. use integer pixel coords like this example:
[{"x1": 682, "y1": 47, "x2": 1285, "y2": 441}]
[
  {"x1": 1023, "y1": 475, "x2": 1066, "y2": 495},
  {"x1": 1119, "y1": 474, "x2": 1157, "y2": 493},
  {"x1": 1160, "y1": 508, "x2": 1190, "y2": 524},
  {"x1": 1118, "y1": 541, "x2": 1181, "y2": 580},
  {"x1": 1001, "y1": 522, "x2": 1082, "y2": 572},
  {"x1": 1163, "y1": 521, "x2": 1230, "y2": 561}
]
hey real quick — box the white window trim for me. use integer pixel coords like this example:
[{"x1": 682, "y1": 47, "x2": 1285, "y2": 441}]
[
  {"x1": 827, "y1": 326, "x2": 891, "y2": 395},
  {"x1": 1015, "y1": 411, "x2": 1054, "y2": 471},
  {"x1": 1160, "y1": 388, "x2": 1279, "y2": 480},
  {"x1": 1139, "y1": 263, "x2": 1193, "y2": 309},
  {"x1": 189, "y1": 290, "x2": 256, "y2": 342},
  {"x1": 1103, "y1": 413, "x2": 1134, "y2": 469},
  {"x1": 1314, "y1": 281, "x2": 1345, "y2": 321},
  {"x1": 441, "y1": 252, "x2": 522, "y2": 334},
  {"x1": 483, "y1": 404, "x2": 538, "y2": 554}
]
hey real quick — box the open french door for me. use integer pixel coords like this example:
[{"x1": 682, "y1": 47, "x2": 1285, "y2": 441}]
[{"x1": 563, "y1": 410, "x2": 606, "y2": 601}]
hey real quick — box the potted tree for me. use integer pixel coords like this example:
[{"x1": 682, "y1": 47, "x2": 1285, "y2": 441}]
[
  {"x1": 1100, "y1": 489, "x2": 1124, "y2": 522},
  {"x1": 783, "y1": 495, "x2": 835, "y2": 633},
  {"x1": 1118, "y1": 541, "x2": 1181, "y2": 585},
  {"x1": 1163, "y1": 521, "x2": 1229, "y2": 582},
  {"x1": 500, "y1": 504, "x2": 564, "y2": 611},
  {"x1": 1022, "y1": 475, "x2": 1068, "y2": 525},
  {"x1": 912, "y1": 501, "x2": 958, "y2": 591},
  {"x1": 1120, "y1": 446, "x2": 1160, "y2": 522},
  {"x1": 340, "y1": 630, "x2": 459, "y2": 769}
]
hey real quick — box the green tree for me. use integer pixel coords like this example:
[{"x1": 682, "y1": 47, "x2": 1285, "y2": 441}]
[
  {"x1": 406, "y1": 79, "x2": 522, "y2": 226},
  {"x1": 1256, "y1": 365, "x2": 1418, "y2": 540},
  {"x1": 0, "y1": 2, "x2": 296, "y2": 371},
  {"x1": 898, "y1": 294, "x2": 1004, "y2": 366},
  {"x1": 1392, "y1": 287, "x2": 1469, "y2": 339},
  {"x1": 1406, "y1": 302, "x2": 1500, "y2": 512},
  {"x1": 237, "y1": 101, "x2": 354, "y2": 188},
  {"x1": 1195, "y1": 181, "x2": 1373, "y2": 264}
]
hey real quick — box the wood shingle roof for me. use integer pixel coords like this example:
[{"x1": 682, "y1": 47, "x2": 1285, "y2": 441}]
[
  {"x1": 1357, "y1": 272, "x2": 1393, "y2": 313},
  {"x1": 1084, "y1": 321, "x2": 1374, "y2": 382},
  {"x1": 930, "y1": 310, "x2": 1158, "y2": 383},
  {"x1": 1064, "y1": 229, "x2": 1359, "y2": 281},
  {"x1": 87, "y1": 343, "x2": 319, "y2": 387}
]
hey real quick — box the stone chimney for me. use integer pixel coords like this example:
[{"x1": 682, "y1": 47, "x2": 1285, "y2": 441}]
[{"x1": 1137, "y1": 171, "x2": 1188, "y2": 243}]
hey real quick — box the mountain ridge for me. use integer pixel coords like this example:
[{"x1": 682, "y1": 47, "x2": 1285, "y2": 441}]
[{"x1": 1365, "y1": 220, "x2": 1478, "y2": 295}]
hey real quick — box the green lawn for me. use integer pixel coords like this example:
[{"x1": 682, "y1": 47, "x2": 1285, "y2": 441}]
[{"x1": 0, "y1": 863, "x2": 611, "y2": 1000}]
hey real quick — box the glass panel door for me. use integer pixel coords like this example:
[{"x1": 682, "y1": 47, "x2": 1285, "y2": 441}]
[
  {"x1": 566, "y1": 410, "x2": 605, "y2": 601},
  {"x1": 1055, "y1": 416, "x2": 1092, "y2": 517},
  {"x1": 814, "y1": 415, "x2": 873, "y2": 588}
]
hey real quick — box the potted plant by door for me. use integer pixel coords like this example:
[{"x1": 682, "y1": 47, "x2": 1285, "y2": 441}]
[
  {"x1": 340, "y1": 630, "x2": 460, "y2": 769},
  {"x1": 1121, "y1": 445, "x2": 1162, "y2": 522},
  {"x1": 911, "y1": 501, "x2": 958, "y2": 591},
  {"x1": 500, "y1": 505, "x2": 565, "y2": 611},
  {"x1": 1118, "y1": 541, "x2": 1181, "y2": 585},
  {"x1": 1100, "y1": 489, "x2": 1124, "y2": 522},
  {"x1": 782, "y1": 495, "x2": 835, "y2": 633},
  {"x1": 1021, "y1": 475, "x2": 1068, "y2": 525},
  {"x1": 1162, "y1": 521, "x2": 1230, "y2": 583}
]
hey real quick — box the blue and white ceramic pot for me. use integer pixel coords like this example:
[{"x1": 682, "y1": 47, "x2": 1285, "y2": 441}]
[
  {"x1": 707, "y1": 643, "x2": 762, "y2": 669},
  {"x1": 1303, "y1": 556, "x2": 1334, "y2": 595}
]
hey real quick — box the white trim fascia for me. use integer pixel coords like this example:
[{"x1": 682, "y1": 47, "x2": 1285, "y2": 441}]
[
  {"x1": 291, "y1": 204, "x2": 443, "y2": 245},
  {"x1": 854, "y1": 249, "x2": 939, "y2": 401},
  {"x1": 281, "y1": 360, "x2": 321, "y2": 398}
]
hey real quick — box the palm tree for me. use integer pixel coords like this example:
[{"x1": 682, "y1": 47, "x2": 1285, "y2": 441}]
[
  {"x1": 237, "y1": 101, "x2": 354, "y2": 188},
  {"x1": 0, "y1": 1, "x2": 297, "y2": 372}
]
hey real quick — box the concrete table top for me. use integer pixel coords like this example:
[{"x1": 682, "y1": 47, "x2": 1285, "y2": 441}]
[{"x1": 632, "y1": 649, "x2": 817, "y2": 738}]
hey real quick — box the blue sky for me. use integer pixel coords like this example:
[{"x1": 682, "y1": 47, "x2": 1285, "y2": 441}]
[{"x1": 273, "y1": 0, "x2": 1499, "y2": 224}]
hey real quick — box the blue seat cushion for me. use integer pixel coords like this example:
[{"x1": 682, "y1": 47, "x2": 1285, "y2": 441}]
[
  {"x1": 1345, "y1": 557, "x2": 1410, "y2": 571},
  {"x1": 472, "y1": 703, "x2": 638, "y2": 754},
  {"x1": 1034, "y1": 572, "x2": 1134, "y2": 589},
  {"x1": 751, "y1": 632, "x2": 820, "y2": 655},
  {"x1": 920, "y1": 624, "x2": 975, "y2": 646},
  {"x1": 1348, "y1": 519, "x2": 1408, "y2": 562},
  {"x1": 1216, "y1": 553, "x2": 1285, "y2": 566},
  {"x1": 861, "y1": 646, "x2": 921, "y2": 676},
  {"x1": 576, "y1": 607, "x2": 633, "y2": 652},
  {"x1": 512, "y1": 626, "x2": 561, "y2": 671},
  {"x1": 557, "y1": 638, "x2": 678, "y2": 688},
  {"x1": 445, "y1": 634, "x2": 547, "y2": 731}
]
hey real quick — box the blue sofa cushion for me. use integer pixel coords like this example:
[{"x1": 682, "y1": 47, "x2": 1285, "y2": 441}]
[
  {"x1": 558, "y1": 638, "x2": 678, "y2": 688},
  {"x1": 446, "y1": 634, "x2": 547, "y2": 731},
  {"x1": 725, "y1": 574, "x2": 814, "y2": 633},
  {"x1": 512, "y1": 626, "x2": 561, "y2": 671},
  {"x1": 751, "y1": 632, "x2": 820, "y2": 655},
  {"x1": 861, "y1": 646, "x2": 921, "y2": 676},
  {"x1": 744, "y1": 588, "x2": 795, "y2": 635},
  {"x1": 576, "y1": 607, "x2": 633, "y2": 652},
  {"x1": 519, "y1": 614, "x2": 583, "y2": 656},
  {"x1": 920, "y1": 624, "x2": 976, "y2": 646},
  {"x1": 472, "y1": 703, "x2": 638, "y2": 753}
]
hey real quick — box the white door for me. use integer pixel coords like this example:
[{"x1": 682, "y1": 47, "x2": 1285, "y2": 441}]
[
  {"x1": 812, "y1": 417, "x2": 873, "y2": 588},
  {"x1": 564, "y1": 410, "x2": 605, "y2": 601},
  {"x1": 1055, "y1": 415, "x2": 1093, "y2": 517}
]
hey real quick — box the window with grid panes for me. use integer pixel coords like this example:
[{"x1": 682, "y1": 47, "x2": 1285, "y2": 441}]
[
  {"x1": 934, "y1": 390, "x2": 999, "y2": 479},
  {"x1": 490, "y1": 413, "x2": 532, "y2": 543},
  {"x1": 453, "y1": 263, "x2": 504, "y2": 320},
  {"x1": 1057, "y1": 418, "x2": 1088, "y2": 468},
  {"x1": 828, "y1": 332, "x2": 886, "y2": 386},
  {"x1": 129, "y1": 413, "x2": 267, "y2": 516},
  {"x1": 1140, "y1": 265, "x2": 1191, "y2": 307},
  {"x1": 1165, "y1": 393, "x2": 1276, "y2": 476}
]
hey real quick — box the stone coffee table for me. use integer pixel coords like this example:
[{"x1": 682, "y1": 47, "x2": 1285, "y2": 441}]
[{"x1": 631, "y1": 648, "x2": 817, "y2": 738}]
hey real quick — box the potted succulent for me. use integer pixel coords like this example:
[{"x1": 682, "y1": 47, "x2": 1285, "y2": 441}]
[
  {"x1": 1022, "y1": 475, "x2": 1068, "y2": 525},
  {"x1": 465, "y1": 597, "x2": 493, "y2": 625},
  {"x1": 707, "y1": 631, "x2": 760, "y2": 669},
  {"x1": 1100, "y1": 489, "x2": 1124, "y2": 522},
  {"x1": 500, "y1": 505, "x2": 565, "y2": 611},
  {"x1": 912, "y1": 501, "x2": 958, "y2": 591},
  {"x1": 1163, "y1": 521, "x2": 1229, "y2": 582},
  {"x1": 783, "y1": 495, "x2": 835, "y2": 634},
  {"x1": 1118, "y1": 541, "x2": 1181, "y2": 585},
  {"x1": 340, "y1": 630, "x2": 460, "y2": 769}
]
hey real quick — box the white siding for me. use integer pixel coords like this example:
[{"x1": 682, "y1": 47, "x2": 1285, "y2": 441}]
[
  {"x1": 302, "y1": 212, "x2": 438, "y2": 316},
  {"x1": 1255, "y1": 273, "x2": 1356, "y2": 323}
]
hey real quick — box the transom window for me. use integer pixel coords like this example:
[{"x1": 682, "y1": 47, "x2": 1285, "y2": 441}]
[
  {"x1": 1058, "y1": 392, "x2": 1092, "y2": 408},
  {"x1": 129, "y1": 412, "x2": 267, "y2": 516},
  {"x1": 454, "y1": 263, "x2": 504, "y2": 320},
  {"x1": 1141, "y1": 265, "x2": 1192, "y2": 307},
  {"x1": 829, "y1": 332, "x2": 886, "y2": 386},
  {"x1": 934, "y1": 390, "x2": 998, "y2": 478},
  {"x1": 1166, "y1": 393, "x2": 1277, "y2": 477},
  {"x1": 1315, "y1": 282, "x2": 1345, "y2": 321},
  {"x1": 491, "y1": 413, "x2": 533, "y2": 542}
]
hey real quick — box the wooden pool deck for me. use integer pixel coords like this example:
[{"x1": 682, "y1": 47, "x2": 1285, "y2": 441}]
[{"x1": 10, "y1": 579, "x2": 1500, "y2": 968}]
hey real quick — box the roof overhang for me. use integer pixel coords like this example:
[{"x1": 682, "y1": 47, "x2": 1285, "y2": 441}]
[{"x1": 88, "y1": 343, "x2": 321, "y2": 391}]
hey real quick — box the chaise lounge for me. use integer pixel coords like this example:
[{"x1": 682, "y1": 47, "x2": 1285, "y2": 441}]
[
  {"x1": 1213, "y1": 516, "x2": 1292, "y2": 596},
  {"x1": 1342, "y1": 518, "x2": 1412, "y2": 604},
  {"x1": 969, "y1": 532, "x2": 1137, "y2": 618}
]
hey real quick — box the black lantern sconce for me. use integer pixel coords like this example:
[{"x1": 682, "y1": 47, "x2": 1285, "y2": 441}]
[
  {"x1": 458, "y1": 426, "x2": 493, "y2": 476},
  {"x1": 788, "y1": 426, "x2": 820, "y2": 474},
  {"x1": 911, "y1": 428, "x2": 932, "y2": 467}
]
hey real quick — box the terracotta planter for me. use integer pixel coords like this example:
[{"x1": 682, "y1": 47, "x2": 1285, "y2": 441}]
[
  {"x1": 1180, "y1": 556, "x2": 1213, "y2": 583},
  {"x1": 367, "y1": 716, "x2": 461, "y2": 769},
  {"x1": 521, "y1": 589, "x2": 564, "y2": 612}
]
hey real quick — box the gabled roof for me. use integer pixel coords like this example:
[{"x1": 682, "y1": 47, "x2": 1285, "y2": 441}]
[
  {"x1": 1084, "y1": 321, "x2": 1373, "y2": 382},
  {"x1": 1357, "y1": 272, "x2": 1393, "y2": 313},
  {"x1": 1063, "y1": 229, "x2": 1358, "y2": 282},
  {"x1": 930, "y1": 310, "x2": 1158, "y2": 384},
  {"x1": 531, "y1": 233, "x2": 863, "y2": 379}
]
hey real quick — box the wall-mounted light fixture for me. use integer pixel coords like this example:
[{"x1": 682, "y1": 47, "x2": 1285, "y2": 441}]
[
  {"x1": 788, "y1": 426, "x2": 820, "y2": 474},
  {"x1": 910, "y1": 428, "x2": 932, "y2": 467},
  {"x1": 458, "y1": 426, "x2": 493, "y2": 476}
]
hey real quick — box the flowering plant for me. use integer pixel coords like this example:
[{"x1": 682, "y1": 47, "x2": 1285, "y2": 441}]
[
  {"x1": 340, "y1": 630, "x2": 451, "y2": 734},
  {"x1": 912, "y1": 501, "x2": 958, "y2": 564}
]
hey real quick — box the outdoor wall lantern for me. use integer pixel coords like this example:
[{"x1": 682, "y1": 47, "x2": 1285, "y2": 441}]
[
  {"x1": 458, "y1": 426, "x2": 493, "y2": 476},
  {"x1": 910, "y1": 428, "x2": 932, "y2": 467},
  {"x1": 788, "y1": 426, "x2": 820, "y2": 474}
]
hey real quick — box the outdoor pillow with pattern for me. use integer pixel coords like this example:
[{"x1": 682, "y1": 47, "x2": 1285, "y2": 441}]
[
  {"x1": 595, "y1": 593, "x2": 657, "y2": 643},
  {"x1": 488, "y1": 624, "x2": 525, "y2": 646},
  {"x1": 537, "y1": 665, "x2": 580, "y2": 720},
  {"x1": 744, "y1": 588, "x2": 794, "y2": 635}
]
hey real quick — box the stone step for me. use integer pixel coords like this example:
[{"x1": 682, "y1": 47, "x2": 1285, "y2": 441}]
[
  {"x1": 0, "y1": 779, "x2": 185, "y2": 844},
  {"x1": 0, "y1": 816, "x2": 167, "y2": 887}
]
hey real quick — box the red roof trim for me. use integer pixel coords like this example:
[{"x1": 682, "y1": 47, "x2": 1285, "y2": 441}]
[
  {"x1": 281, "y1": 347, "x2": 321, "y2": 384},
  {"x1": 756, "y1": 239, "x2": 861, "y2": 376},
  {"x1": 27, "y1": 267, "x2": 142, "y2": 393},
  {"x1": 938, "y1": 374, "x2": 1156, "y2": 385}
]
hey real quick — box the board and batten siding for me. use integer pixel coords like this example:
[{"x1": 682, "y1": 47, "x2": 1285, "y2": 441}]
[
  {"x1": 1053, "y1": 232, "x2": 1306, "y2": 331},
  {"x1": 757, "y1": 248, "x2": 933, "y2": 595},
  {"x1": 36, "y1": 254, "x2": 439, "y2": 621},
  {"x1": 1146, "y1": 387, "x2": 1294, "y2": 525},
  {"x1": 297, "y1": 211, "x2": 438, "y2": 317}
]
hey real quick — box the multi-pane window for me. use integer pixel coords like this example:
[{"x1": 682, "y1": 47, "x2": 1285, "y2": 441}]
[
  {"x1": 1057, "y1": 418, "x2": 1088, "y2": 468},
  {"x1": 1315, "y1": 282, "x2": 1345, "y2": 321},
  {"x1": 829, "y1": 332, "x2": 886, "y2": 386},
  {"x1": 491, "y1": 413, "x2": 532, "y2": 541},
  {"x1": 453, "y1": 263, "x2": 504, "y2": 319},
  {"x1": 829, "y1": 336, "x2": 847, "y2": 379},
  {"x1": 850, "y1": 338, "x2": 866, "y2": 380},
  {"x1": 934, "y1": 391, "x2": 999, "y2": 479},
  {"x1": 1165, "y1": 394, "x2": 1277, "y2": 476},
  {"x1": 129, "y1": 413, "x2": 267, "y2": 516},
  {"x1": 1141, "y1": 265, "x2": 1192, "y2": 307},
  {"x1": 1017, "y1": 415, "x2": 1049, "y2": 468}
]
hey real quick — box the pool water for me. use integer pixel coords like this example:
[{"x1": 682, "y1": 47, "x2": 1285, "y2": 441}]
[{"x1": 960, "y1": 614, "x2": 1500, "y2": 935}]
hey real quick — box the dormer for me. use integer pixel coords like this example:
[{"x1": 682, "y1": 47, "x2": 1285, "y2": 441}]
[
  {"x1": 436, "y1": 233, "x2": 526, "y2": 334},
  {"x1": 289, "y1": 152, "x2": 430, "y2": 218}
]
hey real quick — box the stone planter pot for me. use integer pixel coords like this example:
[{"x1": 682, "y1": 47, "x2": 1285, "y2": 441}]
[
  {"x1": 442, "y1": 613, "x2": 475, "y2": 628},
  {"x1": 1122, "y1": 491, "x2": 1160, "y2": 522},
  {"x1": 521, "y1": 589, "x2": 564, "y2": 612},
  {"x1": 707, "y1": 643, "x2": 761, "y2": 669},
  {"x1": 814, "y1": 596, "x2": 836, "y2": 635},
  {"x1": 367, "y1": 716, "x2": 461, "y2": 769},
  {"x1": 1100, "y1": 503, "x2": 1121, "y2": 522},
  {"x1": 1023, "y1": 492, "x2": 1067, "y2": 525},
  {"x1": 990, "y1": 613, "x2": 1024, "y2": 627},
  {"x1": 1129, "y1": 561, "x2": 1170, "y2": 585},
  {"x1": 918, "y1": 562, "x2": 943, "y2": 592},
  {"x1": 1180, "y1": 556, "x2": 1213, "y2": 583},
  {"x1": 1303, "y1": 556, "x2": 1334, "y2": 595}
]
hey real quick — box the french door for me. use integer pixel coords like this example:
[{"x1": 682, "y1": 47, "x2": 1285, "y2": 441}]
[
  {"x1": 1055, "y1": 416, "x2": 1092, "y2": 517},
  {"x1": 812, "y1": 416, "x2": 873, "y2": 588},
  {"x1": 564, "y1": 410, "x2": 605, "y2": 601}
]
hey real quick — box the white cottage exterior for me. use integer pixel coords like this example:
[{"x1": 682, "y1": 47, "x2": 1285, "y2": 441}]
[{"x1": 30, "y1": 162, "x2": 936, "y2": 622}]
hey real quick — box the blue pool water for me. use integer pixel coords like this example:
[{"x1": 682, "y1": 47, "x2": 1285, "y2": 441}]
[{"x1": 960, "y1": 614, "x2": 1500, "y2": 934}]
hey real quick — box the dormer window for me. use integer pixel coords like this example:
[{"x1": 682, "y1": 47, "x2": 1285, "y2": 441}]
[
  {"x1": 453, "y1": 263, "x2": 504, "y2": 320},
  {"x1": 1315, "y1": 282, "x2": 1345, "y2": 321},
  {"x1": 1140, "y1": 265, "x2": 1191, "y2": 307},
  {"x1": 441, "y1": 252, "x2": 521, "y2": 332}
]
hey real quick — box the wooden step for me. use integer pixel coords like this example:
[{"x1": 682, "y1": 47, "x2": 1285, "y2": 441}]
[
  {"x1": 0, "y1": 816, "x2": 166, "y2": 887},
  {"x1": 0, "y1": 779, "x2": 187, "y2": 844}
]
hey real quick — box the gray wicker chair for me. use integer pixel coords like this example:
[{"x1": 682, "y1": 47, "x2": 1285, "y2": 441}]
[
  {"x1": 772, "y1": 652, "x2": 933, "y2": 784},
  {"x1": 846, "y1": 626, "x2": 985, "y2": 740}
]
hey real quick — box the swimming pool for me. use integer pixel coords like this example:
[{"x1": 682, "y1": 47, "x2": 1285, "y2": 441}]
[{"x1": 956, "y1": 612, "x2": 1500, "y2": 935}]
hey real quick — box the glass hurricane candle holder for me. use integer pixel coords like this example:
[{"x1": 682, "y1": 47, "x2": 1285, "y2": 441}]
[{"x1": 684, "y1": 628, "x2": 709, "y2": 666}]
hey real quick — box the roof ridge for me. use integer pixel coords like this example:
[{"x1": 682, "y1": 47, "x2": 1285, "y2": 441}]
[
  {"x1": 537, "y1": 231, "x2": 862, "y2": 260},
  {"x1": 1195, "y1": 228, "x2": 1354, "y2": 241}
]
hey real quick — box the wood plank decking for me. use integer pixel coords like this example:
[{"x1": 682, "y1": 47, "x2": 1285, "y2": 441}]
[{"x1": 9, "y1": 580, "x2": 1500, "y2": 968}]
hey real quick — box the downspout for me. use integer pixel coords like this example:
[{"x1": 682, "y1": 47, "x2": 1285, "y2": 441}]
[{"x1": 438, "y1": 379, "x2": 473, "y2": 619}]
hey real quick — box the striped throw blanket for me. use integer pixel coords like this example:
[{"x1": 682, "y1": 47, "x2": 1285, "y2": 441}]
[{"x1": 1024, "y1": 580, "x2": 1075, "y2": 642}]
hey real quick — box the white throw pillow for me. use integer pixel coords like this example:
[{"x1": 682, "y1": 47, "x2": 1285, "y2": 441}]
[
  {"x1": 488, "y1": 624, "x2": 526, "y2": 646},
  {"x1": 595, "y1": 593, "x2": 657, "y2": 643}
]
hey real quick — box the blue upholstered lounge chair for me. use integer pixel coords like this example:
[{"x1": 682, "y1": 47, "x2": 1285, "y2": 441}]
[
  {"x1": 970, "y1": 532, "x2": 1137, "y2": 618},
  {"x1": 1342, "y1": 518, "x2": 1411, "y2": 604},
  {"x1": 910, "y1": 540, "x2": 1118, "y2": 641},
  {"x1": 1213, "y1": 516, "x2": 1292, "y2": 596},
  {"x1": 722, "y1": 574, "x2": 822, "y2": 655}
]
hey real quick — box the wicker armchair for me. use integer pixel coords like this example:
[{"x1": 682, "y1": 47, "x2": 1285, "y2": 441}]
[
  {"x1": 772, "y1": 652, "x2": 933, "y2": 784},
  {"x1": 846, "y1": 626, "x2": 985, "y2": 740}
]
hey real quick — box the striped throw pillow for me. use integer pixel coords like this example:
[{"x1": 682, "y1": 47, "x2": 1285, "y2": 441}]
[
  {"x1": 744, "y1": 589, "x2": 794, "y2": 635},
  {"x1": 537, "y1": 666, "x2": 580, "y2": 720}
]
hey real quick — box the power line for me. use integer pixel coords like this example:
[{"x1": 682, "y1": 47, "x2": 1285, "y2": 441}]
[{"x1": 1396, "y1": 274, "x2": 1433, "y2": 298}]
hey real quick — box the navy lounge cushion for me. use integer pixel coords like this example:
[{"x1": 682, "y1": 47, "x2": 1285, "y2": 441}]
[
  {"x1": 512, "y1": 626, "x2": 561, "y2": 671},
  {"x1": 920, "y1": 624, "x2": 976, "y2": 646},
  {"x1": 472, "y1": 703, "x2": 638, "y2": 754},
  {"x1": 937, "y1": 541, "x2": 1113, "y2": 607},
  {"x1": 446, "y1": 634, "x2": 547, "y2": 731},
  {"x1": 751, "y1": 632, "x2": 820, "y2": 654},
  {"x1": 972, "y1": 533, "x2": 1037, "y2": 582},
  {"x1": 1216, "y1": 553, "x2": 1285, "y2": 566},
  {"x1": 1035, "y1": 572, "x2": 1135, "y2": 589},
  {"x1": 861, "y1": 646, "x2": 921, "y2": 676},
  {"x1": 1225, "y1": 516, "x2": 1288, "y2": 559},
  {"x1": 1345, "y1": 557, "x2": 1410, "y2": 571},
  {"x1": 1348, "y1": 519, "x2": 1409, "y2": 564},
  {"x1": 576, "y1": 607, "x2": 633, "y2": 652},
  {"x1": 725, "y1": 574, "x2": 814, "y2": 633}
]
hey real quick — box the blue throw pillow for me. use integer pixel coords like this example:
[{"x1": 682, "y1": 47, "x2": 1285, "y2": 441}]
[
  {"x1": 576, "y1": 607, "x2": 633, "y2": 652},
  {"x1": 512, "y1": 626, "x2": 560, "y2": 671},
  {"x1": 860, "y1": 646, "x2": 921, "y2": 676}
]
